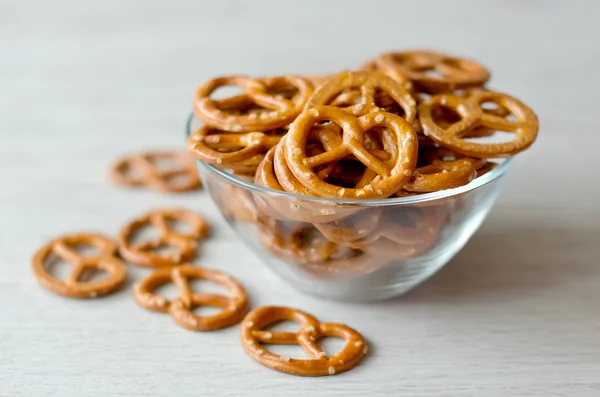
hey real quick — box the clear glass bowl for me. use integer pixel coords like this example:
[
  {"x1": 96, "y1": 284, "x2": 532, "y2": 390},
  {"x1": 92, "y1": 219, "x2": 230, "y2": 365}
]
[{"x1": 186, "y1": 115, "x2": 513, "y2": 301}]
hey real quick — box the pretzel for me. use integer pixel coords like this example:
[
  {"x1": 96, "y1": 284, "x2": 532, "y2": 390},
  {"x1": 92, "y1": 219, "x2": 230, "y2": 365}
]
[
  {"x1": 258, "y1": 221, "x2": 344, "y2": 264},
  {"x1": 419, "y1": 90, "x2": 539, "y2": 158},
  {"x1": 134, "y1": 265, "x2": 248, "y2": 331},
  {"x1": 305, "y1": 70, "x2": 416, "y2": 121},
  {"x1": 347, "y1": 206, "x2": 445, "y2": 257},
  {"x1": 111, "y1": 152, "x2": 201, "y2": 193},
  {"x1": 313, "y1": 209, "x2": 382, "y2": 244},
  {"x1": 374, "y1": 50, "x2": 490, "y2": 93},
  {"x1": 118, "y1": 209, "x2": 209, "y2": 267},
  {"x1": 285, "y1": 106, "x2": 418, "y2": 199},
  {"x1": 224, "y1": 174, "x2": 259, "y2": 223},
  {"x1": 254, "y1": 145, "x2": 359, "y2": 223},
  {"x1": 187, "y1": 125, "x2": 284, "y2": 165},
  {"x1": 361, "y1": 59, "x2": 413, "y2": 91},
  {"x1": 193, "y1": 75, "x2": 313, "y2": 132},
  {"x1": 240, "y1": 306, "x2": 368, "y2": 376},
  {"x1": 476, "y1": 160, "x2": 499, "y2": 177},
  {"x1": 219, "y1": 154, "x2": 264, "y2": 175},
  {"x1": 31, "y1": 233, "x2": 126, "y2": 298}
]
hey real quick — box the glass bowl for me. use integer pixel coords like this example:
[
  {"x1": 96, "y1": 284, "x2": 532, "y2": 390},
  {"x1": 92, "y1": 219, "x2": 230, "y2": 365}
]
[{"x1": 186, "y1": 115, "x2": 514, "y2": 301}]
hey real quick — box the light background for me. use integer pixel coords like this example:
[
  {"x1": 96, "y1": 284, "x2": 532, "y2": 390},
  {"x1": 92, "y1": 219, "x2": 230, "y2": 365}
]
[{"x1": 1, "y1": 1, "x2": 599, "y2": 396}]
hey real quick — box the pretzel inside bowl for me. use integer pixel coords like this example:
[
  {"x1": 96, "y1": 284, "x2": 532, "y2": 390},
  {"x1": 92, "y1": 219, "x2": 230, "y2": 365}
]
[
  {"x1": 284, "y1": 106, "x2": 418, "y2": 199},
  {"x1": 419, "y1": 90, "x2": 539, "y2": 158},
  {"x1": 305, "y1": 70, "x2": 417, "y2": 121},
  {"x1": 373, "y1": 50, "x2": 491, "y2": 94},
  {"x1": 194, "y1": 75, "x2": 313, "y2": 132}
]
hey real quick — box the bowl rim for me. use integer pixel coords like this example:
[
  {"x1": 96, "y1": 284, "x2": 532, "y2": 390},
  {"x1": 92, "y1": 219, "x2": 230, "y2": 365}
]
[{"x1": 186, "y1": 113, "x2": 515, "y2": 207}]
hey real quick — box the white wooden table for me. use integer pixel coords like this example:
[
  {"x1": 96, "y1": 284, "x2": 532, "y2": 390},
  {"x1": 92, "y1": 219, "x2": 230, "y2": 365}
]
[{"x1": 2, "y1": 1, "x2": 599, "y2": 395}]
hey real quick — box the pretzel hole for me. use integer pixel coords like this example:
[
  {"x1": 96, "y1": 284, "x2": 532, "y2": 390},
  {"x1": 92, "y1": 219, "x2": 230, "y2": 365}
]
[
  {"x1": 152, "y1": 282, "x2": 180, "y2": 301},
  {"x1": 188, "y1": 278, "x2": 233, "y2": 296},
  {"x1": 165, "y1": 218, "x2": 195, "y2": 235},
  {"x1": 431, "y1": 105, "x2": 462, "y2": 128},
  {"x1": 151, "y1": 156, "x2": 187, "y2": 173},
  {"x1": 317, "y1": 336, "x2": 347, "y2": 358},
  {"x1": 211, "y1": 85, "x2": 244, "y2": 100},
  {"x1": 192, "y1": 306, "x2": 224, "y2": 317},
  {"x1": 164, "y1": 173, "x2": 193, "y2": 188},
  {"x1": 127, "y1": 225, "x2": 160, "y2": 246},
  {"x1": 423, "y1": 69, "x2": 445, "y2": 79},
  {"x1": 78, "y1": 268, "x2": 110, "y2": 282},
  {"x1": 71, "y1": 243, "x2": 102, "y2": 256},
  {"x1": 44, "y1": 255, "x2": 76, "y2": 281}
]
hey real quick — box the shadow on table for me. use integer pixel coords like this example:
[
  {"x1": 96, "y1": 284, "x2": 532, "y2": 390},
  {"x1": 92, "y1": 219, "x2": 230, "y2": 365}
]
[{"x1": 398, "y1": 217, "x2": 599, "y2": 303}]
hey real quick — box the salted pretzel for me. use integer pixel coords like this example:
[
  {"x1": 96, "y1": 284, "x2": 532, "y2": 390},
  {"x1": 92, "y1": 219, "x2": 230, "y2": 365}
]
[
  {"x1": 134, "y1": 265, "x2": 248, "y2": 331},
  {"x1": 118, "y1": 209, "x2": 210, "y2": 267},
  {"x1": 361, "y1": 59, "x2": 413, "y2": 91},
  {"x1": 193, "y1": 75, "x2": 313, "y2": 132},
  {"x1": 111, "y1": 152, "x2": 201, "y2": 193},
  {"x1": 254, "y1": 145, "x2": 359, "y2": 223},
  {"x1": 419, "y1": 90, "x2": 539, "y2": 158},
  {"x1": 285, "y1": 106, "x2": 418, "y2": 199},
  {"x1": 240, "y1": 306, "x2": 368, "y2": 376},
  {"x1": 187, "y1": 125, "x2": 285, "y2": 165},
  {"x1": 31, "y1": 233, "x2": 126, "y2": 298},
  {"x1": 305, "y1": 70, "x2": 416, "y2": 121},
  {"x1": 373, "y1": 50, "x2": 491, "y2": 93}
]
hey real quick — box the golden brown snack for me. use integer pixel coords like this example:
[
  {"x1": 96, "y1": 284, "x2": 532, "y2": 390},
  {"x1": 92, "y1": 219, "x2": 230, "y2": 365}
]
[
  {"x1": 240, "y1": 306, "x2": 368, "y2": 376},
  {"x1": 419, "y1": 90, "x2": 539, "y2": 158},
  {"x1": 31, "y1": 233, "x2": 126, "y2": 298},
  {"x1": 373, "y1": 50, "x2": 491, "y2": 93},
  {"x1": 193, "y1": 76, "x2": 313, "y2": 132},
  {"x1": 118, "y1": 209, "x2": 209, "y2": 267},
  {"x1": 111, "y1": 152, "x2": 201, "y2": 193},
  {"x1": 285, "y1": 106, "x2": 418, "y2": 199},
  {"x1": 305, "y1": 70, "x2": 416, "y2": 121},
  {"x1": 187, "y1": 126, "x2": 284, "y2": 165},
  {"x1": 134, "y1": 265, "x2": 248, "y2": 331}
]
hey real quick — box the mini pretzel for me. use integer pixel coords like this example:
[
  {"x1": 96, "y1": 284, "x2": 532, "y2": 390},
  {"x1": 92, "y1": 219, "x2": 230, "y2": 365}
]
[
  {"x1": 347, "y1": 207, "x2": 444, "y2": 257},
  {"x1": 240, "y1": 306, "x2": 368, "y2": 376},
  {"x1": 419, "y1": 90, "x2": 539, "y2": 158},
  {"x1": 361, "y1": 59, "x2": 413, "y2": 91},
  {"x1": 134, "y1": 265, "x2": 248, "y2": 331},
  {"x1": 374, "y1": 50, "x2": 491, "y2": 93},
  {"x1": 187, "y1": 125, "x2": 284, "y2": 165},
  {"x1": 254, "y1": 146, "x2": 359, "y2": 223},
  {"x1": 111, "y1": 152, "x2": 201, "y2": 193},
  {"x1": 118, "y1": 209, "x2": 209, "y2": 267},
  {"x1": 285, "y1": 106, "x2": 418, "y2": 199},
  {"x1": 305, "y1": 70, "x2": 416, "y2": 121},
  {"x1": 31, "y1": 233, "x2": 126, "y2": 298},
  {"x1": 194, "y1": 75, "x2": 313, "y2": 132}
]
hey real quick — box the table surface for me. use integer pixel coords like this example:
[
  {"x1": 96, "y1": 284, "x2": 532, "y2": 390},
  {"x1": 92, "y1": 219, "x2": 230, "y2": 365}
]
[{"x1": 2, "y1": 1, "x2": 599, "y2": 396}]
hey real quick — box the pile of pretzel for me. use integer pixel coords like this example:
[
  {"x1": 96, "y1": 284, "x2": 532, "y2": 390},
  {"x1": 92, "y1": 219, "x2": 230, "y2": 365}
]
[
  {"x1": 32, "y1": 209, "x2": 368, "y2": 377},
  {"x1": 188, "y1": 50, "x2": 539, "y2": 200}
]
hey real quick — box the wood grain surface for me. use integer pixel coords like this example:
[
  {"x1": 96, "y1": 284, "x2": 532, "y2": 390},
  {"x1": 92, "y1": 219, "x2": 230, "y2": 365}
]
[{"x1": 1, "y1": 1, "x2": 599, "y2": 396}]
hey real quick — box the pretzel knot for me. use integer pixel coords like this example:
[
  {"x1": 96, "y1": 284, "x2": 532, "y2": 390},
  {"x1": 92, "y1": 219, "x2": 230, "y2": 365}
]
[
  {"x1": 419, "y1": 90, "x2": 539, "y2": 158},
  {"x1": 134, "y1": 265, "x2": 248, "y2": 331},
  {"x1": 373, "y1": 50, "x2": 491, "y2": 93},
  {"x1": 31, "y1": 234, "x2": 127, "y2": 298},
  {"x1": 284, "y1": 106, "x2": 419, "y2": 199},
  {"x1": 193, "y1": 75, "x2": 314, "y2": 132},
  {"x1": 110, "y1": 152, "x2": 201, "y2": 193},
  {"x1": 305, "y1": 70, "x2": 417, "y2": 121},
  {"x1": 240, "y1": 306, "x2": 368, "y2": 376},
  {"x1": 118, "y1": 209, "x2": 210, "y2": 268}
]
